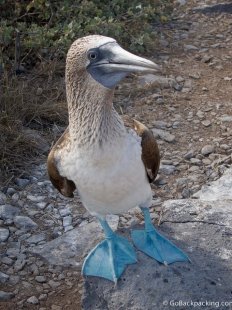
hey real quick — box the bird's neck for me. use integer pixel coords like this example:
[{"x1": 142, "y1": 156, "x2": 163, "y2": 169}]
[{"x1": 66, "y1": 77, "x2": 125, "y2": 147}]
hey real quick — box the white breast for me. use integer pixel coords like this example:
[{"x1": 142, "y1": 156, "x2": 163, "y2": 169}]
[{"x1": 58, "y1": 132, "x2": 152, "y2": 216}]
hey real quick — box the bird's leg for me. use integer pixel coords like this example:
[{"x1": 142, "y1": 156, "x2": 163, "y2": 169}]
[
  {"x1": 131, "y1": 207, "x2": 190, "y2": 264},
  {"x1": 82, "y1": 217, "x2": 137, "y2": 283}
]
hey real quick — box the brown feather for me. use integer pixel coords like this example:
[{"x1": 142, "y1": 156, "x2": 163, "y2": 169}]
[
  {"x1": 122, "y1": 115, "x2": 160, "y2": 182},
  {"x1": 47, "y1": 128, "x2": 76, "y2": 197}
]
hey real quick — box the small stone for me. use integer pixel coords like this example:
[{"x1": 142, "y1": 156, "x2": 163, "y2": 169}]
[
  {"x1": 64, "y1": 225, "x2": 74, "y2": 232},
  {"x1": 201, "y1": 145, "x2": 215, "y2": 156},
  {"x1": 39, "y1": 293, "x2": 47, "y2": 301},
  {"x1": 22, "y1": 281, "x2": 33, "y2": 289},
  {"x1": 0, "y1": 192, "x2": 7, "y2": 204},
  {"x1": 58, "y1": 273, "x2": 65, "y2": 280},
  {"x1": 152, "y1": 128, "x2": 175, "y2": 143},
  {"x1": 188, "y1": 166, "x2": 200, "y2": 172},
  {"x1": 1, "y1": 256, "x2": 13, "y2": 265},
  {"x1": 176, "y1": 76, "x2": 185, "y2": 83},
  {"x1": 7, "y1": 188, "x2": 16, "y2": 195},
  {"x1": 14, "y1": 216, "x2": 38, "y2": 231},
  {"x1": 202, "y1": 120, "x2": 211, "y2": 127},
  {"x1": 138, "y1": 74, "x2": 181, "y2": 90},
  {"x1": 219, "y1": 115, "x2": 232, "y2": 122},
  {"x1": 172, "y1": 121, "x2": 180, "y2": 128},
  {"x1": 156, "y1": 98, "x2": 164, "y2": 104},
  {"x1": 0, "y1": 272, "x2": 9, "y2": 284},
  {"x1": 0, "y1": 205, "x2": 20, "y2": 220},
  {"x1": 106, "y1": 214, "x2": 119, "y2": 231},
  {"x1": 155, "y1": 176, "x2": 167, "y2": 185},
  {"x1": 35, "y1": 276, "x2": 47, "y2": 283},
  {"x1": 63, "y1": 216, "x2": 72, "y2": 227},
  {"x1": 220, "y1": 144, "x2": 230, "y2": 150},
  {"x1": 201, "y1": 55, "x2": 213, "y2": 63},
  {"x1": 48, "y1": 280, "x2": 61, "y2": 289},
  {"x1": 190, "y1": 158, "x2": 202, "y2": 165},
  {"x1": 59, "y1": 208, "x2": 71, "y2": 217},
  {"x1": 0, "y1": 291, "x2": 15, "y2": 301},
  {"x1": 184, "y1": 80, "x2": 192, "y2": 89},
  {"x1": 28, "y1": 263, "x2": 39, "y2": 275},
  {"x1": 6, "y1": 247, "x2": 20, "y2": 258},
  {"x1": 27, "y1": 195, "x2": 46, "y2": 203},
  {"x1": 202, "y1": 158, "x2": 211, "y2": 165},
  {"x1": 27, "y1": 296, "x2": 39, "y2": 304},
  {"x1": 196, "y1": 110, "x2": 205, "y2": 119},
  {"x1": 0, "y1": 228, "x2": 10, "y2": 242},
  {"x1": 189, "y1": 73, "x2": 200, "y2": 79},
  {"x1": 18, "y1": 232, "x2": 31, "y2": 241},
  {"x1": 9, "y1": 275, "x2": 20, "y2": 285},
  {"x1": 14, "y1": 254, "x2": 26, "y2": 272},
  {"x1": 152, "y1": 120, "x2": 168, "y2": 129},
  {"x1": 176, "y1": 178, "x2": 189, "y2": 187},
  {"x1": 36, "y1": 202, "x2": 47, "y2": 210},
  {"x1": 15, "y1": 178, "x2": 30, "y2": 188},
  {"x1": 36, "y1": 88, "x2": 43, "y2": 95},
  {"x1": 182, "y1": 188, "x2": 192, "y2": 198},
  {"x1": 159, "y1": 164, "x2": 176, "y2": 175},
  {"x1": 184, "y1": 44, "x2": 198, "y2": 51},
  {"x1": 26, "y1": 233, "x2": 46, "y2": 244},
  {"x1": 184, "y1": 150, "x2": 195, "y2": 159}
]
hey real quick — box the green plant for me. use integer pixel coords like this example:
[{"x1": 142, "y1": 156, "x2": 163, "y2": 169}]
[{"x1": 0, "y1": 0, "x2": 173, "y2": 70}]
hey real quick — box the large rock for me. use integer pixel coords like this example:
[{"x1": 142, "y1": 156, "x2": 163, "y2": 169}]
[
  {"x1": 30, "y1": 221, "x2": 103, "y2": 268},
  {"x1": 82, "y1": 198, "x2": 232, "y2": 310},
  {"x1": 30, "y1": 215, "x2": 119, "y2": 268},
  {"x1": 193, "y1": 167, "x2": 232, "y2": 201}
]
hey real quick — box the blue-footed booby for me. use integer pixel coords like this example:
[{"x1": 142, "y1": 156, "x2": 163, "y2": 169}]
[{"x1": 47, "y1": 35, "x2": 189, "y2": 282}]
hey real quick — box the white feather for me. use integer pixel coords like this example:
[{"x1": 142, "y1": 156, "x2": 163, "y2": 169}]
[{"x1": 57, "y1": 131, "x2": 152, "y2": 216}]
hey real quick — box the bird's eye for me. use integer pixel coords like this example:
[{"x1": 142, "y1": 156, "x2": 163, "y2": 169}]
[{"x1": 88, "y1": 51, "x2": 98, "y2": 60}]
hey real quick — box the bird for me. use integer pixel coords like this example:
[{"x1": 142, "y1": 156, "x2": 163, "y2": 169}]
[{"x1": 47, "y1": 35, "x2": 189, "y2": 283}]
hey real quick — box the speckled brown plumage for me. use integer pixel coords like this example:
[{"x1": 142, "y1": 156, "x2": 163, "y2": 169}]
[
  {"x1": 122, "y1": 115, "x2": 160, "y2": 182},
  {"x1": 47, "y1": 128, "x2": 76, "y2": 197}
]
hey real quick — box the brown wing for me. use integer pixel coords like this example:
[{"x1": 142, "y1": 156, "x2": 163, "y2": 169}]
[
  {"x1": 122, "y1": 115, "x2": 160, "y2": 182},
  {"x1": 47, "y1": 127, "x2": 76, "y2": 197}
]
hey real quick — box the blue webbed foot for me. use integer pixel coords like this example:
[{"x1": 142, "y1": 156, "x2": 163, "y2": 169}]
[
  {"x1": 132, "y1": 207, "x2": 190, "y2": 265},
  {"x1": 82, "y1": 218, "x2": 137, "y2": 282}
]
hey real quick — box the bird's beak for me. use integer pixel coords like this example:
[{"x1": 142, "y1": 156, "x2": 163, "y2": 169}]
[
  {"x1": 87, "y1": 42, "x2": 161, "y2": 89},
  {"x1": 97, "y1": 42, "x2": 161, "y2": 74}
]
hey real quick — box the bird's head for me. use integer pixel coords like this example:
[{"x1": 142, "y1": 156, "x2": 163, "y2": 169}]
[{"x1": 66, "y1": 35, "x2": 160, "y2": 90}]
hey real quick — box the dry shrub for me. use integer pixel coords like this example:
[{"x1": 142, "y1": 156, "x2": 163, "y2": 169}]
[{"x1": 0, "y1": 61, "x2": 68, "y2": 184}]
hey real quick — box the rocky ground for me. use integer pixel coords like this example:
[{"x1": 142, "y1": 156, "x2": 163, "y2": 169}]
[{"x1": 1, "y1": 0, "x2": 232, "y2": 309}]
